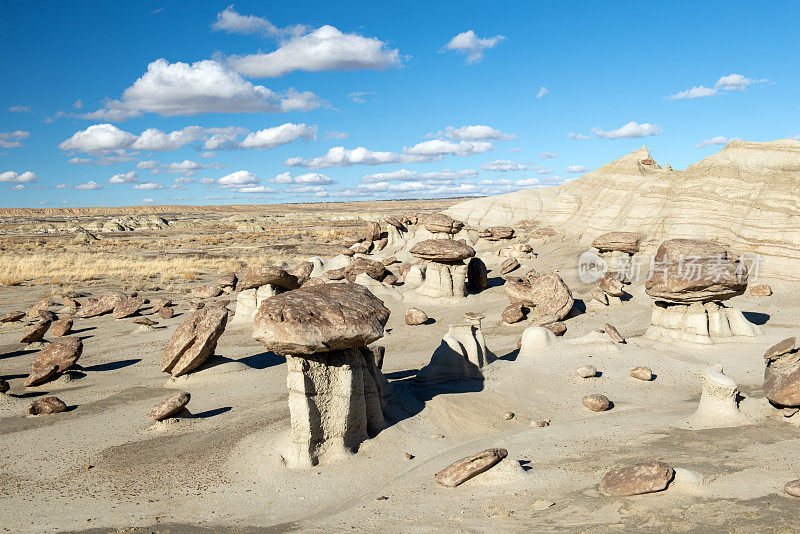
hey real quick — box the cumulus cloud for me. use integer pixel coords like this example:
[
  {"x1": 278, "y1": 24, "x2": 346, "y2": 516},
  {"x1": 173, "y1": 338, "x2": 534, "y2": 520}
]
[
  {"x1": 591, "y1": 121, "x2": 662, "y2": 139},
  {"x1": 348, "y1": 92, "x2": 377, "y2": 104},
  {"x1": 361, "y1": 168, "x2": 477, "y2": 183},
  {"x1": 667, "y1": 73, "x2": 770, "y2": 100},
  {"x1": 108, "y1": 171, "x2": 139, "y2": 184},
  {"x1": 218, "y1": 170, "x2": 259, "y2": 188},
  {"x1": 0, "y1": 130, "x2": 30, "y2": 148},
  {"x1": 692, "y1": 136, "x2": 741, "y2": 149},
  {"x1": 137, "y1": 159, "x2": 224, "y2": 176},
  {"x1": 567, "y1": 132, "x2": 591, "y2": 140},
  {"x1": 0, "y1": 171, "x2": 38, "y2": 183},
  {"x1": 565, "y1": 164, "x2": 588, "y2": 173},
  {"x1": 667, "y1": 85, "x2": 718, "y2": 100},
  {"x1": 133, "y1": 182, "x2": 164, "y2": 190},
  {"x1": 75, "y1": 180, "x2": 103, "y2": 190},
  {"x1": 270, "y1": 172, "x2": 333, "y2": 185},
  {"x1": 239, "y1": 123, "x2": 316, "y2": 149},
  {"x1": 536, "y1": 86, "x2": 549, "y2": 99},
  {"x1": 8, "y1": 105, "x2": 32, "y2": 113},
  {"x1": 58, "y1": 124, "x2": 137, "y2": 154},
  {"x1": 228, "y1": 24, "x2": 401, "y2": 77},
  {"x1": 211, "y1": 5, "x2": 293, "y2": 37},
  {"x1": 539, "y1": 152, "x2": 559, "y2": 159},
  {"x1": 238, "y1": 185, "x2": 277, "y2": 193},
  {"x1": 286, "y1": 139, "x2": 492, "y2": 169},
  {"x1": 442, "y1": 30, "x2": 505, "y2": 64},
  {"x1": 325, "y1": 130, "x2": 348, "y2": 140},
  {"x1": 60, "y1": 124, "x2": 251, "y2": 154},
  {"x1": 440, "y1": 125, "x2": 516, "y2": 141},
  {"x1": 85, "y1": 59, "x2": 322, "y2": 118},
  {"x1": 481, "y1": 160, "x2": 526, "y2": 172}
]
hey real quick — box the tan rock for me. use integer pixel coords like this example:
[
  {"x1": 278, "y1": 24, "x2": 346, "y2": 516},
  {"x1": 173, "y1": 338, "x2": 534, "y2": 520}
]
[
  {"x1": 76, "y1": 291, "x2": 125, "y2": 318},
  {"x1": 147, "y1": 391, "x2": 190, "y2": 420},
  {"x1": 784, "y1": 479, "x2": 800, "y2": 497},
  {"x1": 763, "y1": 345, "x2": 800, "y2": 407},
  {"x1": 217, "y1": 272, "x2": 237, "y2": 289},
  {"x1": 544, "y1": 321, "x2": 566, "y2": 336},
  {"x1": 113, "y1": 296, "x2": 144, "y2": 319},
  {"x1": 324, "y1": 267, "x2": 346, "y2": 280},
  {"x1": 630, "y1": 367, "x2": 653, "y2": 381},
  {"x1": 746, "y1": 283, "x2": 772, "y2": 296},
  {"x1": 605, "y1": 323, "x2": 625, "y2": 343},
  {"x1": 599, "y1": 462, "x2": 674, "y2": 496},
  {"x1": 592, "y1": 232, "x2": 641, "y2": 254},
  {"x1": 28, "y1": 396, "x2": 67, "y2": 415},
  {"x1": 344, "y1": 257, "x2": 387, "y2": 282},
  {"x1": 350, "y1": 241, "x2": 372, "y2": 254},
  {"x1": 504, "y1": 272, "x2": 573, "y2": 320},
  {"x1": 24, "y1": 365, "x2": 59, "y2": 387},
  {"x1": 582, "y1": 394, "x2": 611, "y2": 412},
  {"x1": 162, "y1": 306, "x2": 228, "y2": 377},
  {"x1": 191, "y1": 285, "x2": 222, "y2": 299},
  {"x1": 26, "y1": 297, "x2": 53, "y2": 318},
  {"x1": 49, "y1": 317, "x2": 73, "y2": 337},
  {"x1": 364, "y1": 221, "x2": 381, "y2": 241},
  {"x1": 381, "y1": 256, "x2": 398, "y2": 266},
  {"x1": 502, "y1": 303, "x2": 525, "y2": 324},
  {"x1": 423, "y1": 213, "x2": 464, "y2": 235},
  {"x1": 577, "y1": 365, "x2": 597, "y2": 378},
  {"x1": 27, "y1": 337, "x2": 82, "y2": 386},
  {"x1": 151, "y1": 298, "x2": 172, "y2": 312},
  {"x1": 288, "y1": 262, "x2": 314, "y2": 285},
  {"x1": 236, "y1": 266, "x2": 300, "y2": 291},
  {"x1": 409, "y1": 239, "x2": 475, "y2": 262},
  {"x1": 38, "y1": 310, "x2": 57, "y2": 322},
  {"x1": 405, "y1": 307, "x2": 429, "y2": 326},
  {"x1": 500, "y1": 258, "x2": 520, "y2": 275},
  {"x1": 599, "y1": 274, "x2": 624, "y2": 297},
  {"x1": 157, "y1": 306, "x2": 174, "y2": 319},
  {"x1": 591, "y1": 287, "x2": 609, "y2": 305},
  {"x1": 19, "y1": 320, "x2": 51, "y2": 344},
  {"x1": 1, "y1": 311, "x2": 25, "y2": 323},
  {"x1": 434, "y1": 448, "x2": 508, "y2": 487}
]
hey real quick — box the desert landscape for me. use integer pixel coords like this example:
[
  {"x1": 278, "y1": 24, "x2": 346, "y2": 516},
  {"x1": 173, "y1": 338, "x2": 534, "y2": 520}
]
[{"x1": 2, "y1": 140, "x2": 800, "y2": 532}]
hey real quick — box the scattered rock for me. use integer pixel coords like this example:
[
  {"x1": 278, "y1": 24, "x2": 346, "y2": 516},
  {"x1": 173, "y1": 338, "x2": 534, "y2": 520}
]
[
  {"x1": 191, "y1": 285, "x2": 223, "y2": 299},
  {"x1": 434, "y1": 448, "x2": 508, "y2": 488},
  {"x1": 599, "y1": 274, "x2": 624, "y2": 297},
  {"x1": 592, "y1": 232, "x2": 641, "y2": 254},
  {"x1": 113, "y1": 296, "x2": 144, "y2": 319},
  {"x1": 385, "y1": 217, "x2": 405, "y2": 229},
  {"x1": 405, "y1": 307, "x2": 429, "y2": 326},
  {"x1": 19, "y1": 320, "x2": 51, "y2": 344},
  {"x1": 577, "y1": 365, "x2": 597, "y2": 378},
  {"x1": 484, "y1": 226, "x2": 514, "y2": 240},
  {"x1": 76, "y1": 291, "x2": 125, "y2": 318},
  {"x1": 364, "y1": 221, "x2": 381, "y2": 241},
  {"x1": 324, "y1": 267, "x2": 346, "y2": 280},
  {"x1": 582, "y1": 394, "x2": 611, "y2": 412},
  {"x1": 26, "y1": 297, "x2": 53, "y2": 318},
  {"x1": 288, "y1": 262, "x2": 314, "y2": 285},
  {"x1": 38, "y1": 310, "x2": 58, "y2": 322},
  {"x1": 591, "y1": 287, "x2": 609, "y2": 305},
  {"x1": 599, "y1": 462, "x2": 674, "y2": 496},
  {"x1": 532, "y1": 420, "x2": 550, "y2": 427},
  {"x1": 157, "y1": 306, "x2": 175, "y2": 319},
  {"x1": 747, "y1": 283, "x2": 772, "y2": 297},
  {"x1": 763, "y1": 341, "x2": 800, "y2": 407},
  {"x1": 381, "y1": 256, "x2": 398, "y2": 266},
  {"x1": 162, "y1": 306, "x2": 228, "y2": 377},
  {"x1": 605, "y1": 323, "x2": 625, "y2": 343},
  {"x1": 383, "y1": 274, "x2": 398, "y2": 286},
  {"x1": 1, "y1": 311, "x2": 25, "y2": 323},
  {"x1": 502, "y1": 303, "x2": 525, "y2": 324},
  {"x1": 423, "y1": 213, "x2": 464, "y2": 235},
  {"x1": 350, "y1": 241, "x2": 372, "y2": 255},
  {"x1": 543, "y1": 321, "x2": 567, "y2": 336},
  {"x1": 344, "y1": 257, "x2": 387, "y2": 282},
  {"x1": 784, "y1": 479, "x2": 800, "y2": 497},
  {"x1": 0, "y1": 378, "x2": 9, "y2": 393},
  {"x1": 504, "y1": 272, "x2": 574, "y2": 320},
  {"x1": 764, "y1": 337, "x2": 796, "y2": 361},
  {"x1": 466, "y1": 257, "x2": 488, "y2": 292},
  {"x1": 630, "y1": 367, "x2": 653, "y2": 381},
  {"x1": 500, "y1": 258, "x2": 520, "y2": 275},
  {"x1": 373, "y1": 238, "x2": 388, "y2": 252},
  {"x1": 28, "y1": 396, "x2": 67, "y2": 415},
  {"x1": 217, "y1": 272, "x2": 237, "y2": 289},
  {"x1": 133, "y1": 317, "x2": 158, "y2": 326},
  {"x1": 147, "y1": 391, "x2": 190, "y2": 421},
  {"x1": 49, "y1": 317, "x2": 73, "y2": 337},
  {"x1": 503, "y1": 411, "x2": 515, "y2": 420},
  {"x1": 151, "y1": 298, "x2": 172, "y2": 313},
  {"x1": 188, "y1": 299, "x2": 205, "y2": 310},
  {"x1": 236, "y1": 266, "x2": 300, "y2": 292},
  {"x1": 405, "y1": 452, "x2": 414, "y2": 460}
]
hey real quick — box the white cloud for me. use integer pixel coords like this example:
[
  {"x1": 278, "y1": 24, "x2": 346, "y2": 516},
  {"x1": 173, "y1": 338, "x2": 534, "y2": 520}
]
[
  {"x1": 8, "y1": 105, "x2": 32, "y2": 113},
  {"x1": 443, "y1": 30, "x2": 505, "y2": 64},
  {"x1": 0, "y1": 171, "x2": 38, "y2": 183},
  {"x1": 73, "y1": 99, "x2": 83, "y2": 109},
  {"x1": 535, "y1": 168, "x2": 554, "y2": 174},
  {"x1": 137, "y1": 159, "x2": 223, "y2": 176},
  {"x1": 716, "y1": 73, "x2": 769, "y2": 91},
  {"x1": 60, "y1": 124, "x2": 249, "y2": 154},
  {"x1": 133, "y1": 182, "x2": 164, "y2": 190},
  {"x1": 270, "y1": 172, "x2": 333, "y2": 185},
  {"x1": 238, "y1": 185, "x2": 277, "y2": 193},
  {"x1": 228, "y1": 25, "x2": 401, "y2": 77},
  {"x1": 85, "y1": 59, "x2": 321, "y2": 118},
  {"x1": 75, "y1": 180, "x2": 103, "y2": 190},
  {"x1": 481, "y1": 160, "x2": 526, "y2": 172},
  {"x1": 202, "y1": 151, "x2": 217, "y2": 159},
  {"x1": 591, "y1": 121, "x2": 662, "y2": 139},
  {"x1": 239, "y1": 123, "x2": 316, "y2": 149},
  {"x1": 692, "y1": 136, "x2": 741, "y2": 149},
  {"x1": 361, "y1": 168, "x2": 477, "y2": 182},
  {"x1": 348, "y1": 92, "x2": 377, "y2": 103},
  {"x1": 667, "y1": 85, "x2": 718, "y2": 100},
  {"x1": 108, "y1": 171, "x2": 139, "y2": 184},
  {"x1": 141, "y1": 198, "x2": 155, "y2": 203},
  {"x1": 567, "y1": 132, "x2": 591, "y2": 140},
  {"x1": 565, "y1": 164, "x2": 588, "y2": 173},
  {"x1": 0, "y1": 130, "x2": 30, "y2": 148},
  {"x1": 441, "y1": 125, "x2": 515, "y2": 141},
  {"x1": 536, "y1": 86, "x2": 549, "y2": 99},
  {"x1": 218, "y1": 170, "x2": 259, "y2": 187},
  {"x1": 539, "y1": 152, "x2": 559, "y2": 159},
  {"x1": 325, "y1": 130, "x2": 349, "y2": 140},
  {"x1": 404, "y1": 139, "x2": 493, "y2": 157},
  {"x1": 211, "y1": 5, "x2": 289, "y2": 37},
  {"x1": 10, "y1": 184, "x2": 26, "y2": 190},
  {"x1": 58, "y1": 124, "x2": 137, "y2": 154}
]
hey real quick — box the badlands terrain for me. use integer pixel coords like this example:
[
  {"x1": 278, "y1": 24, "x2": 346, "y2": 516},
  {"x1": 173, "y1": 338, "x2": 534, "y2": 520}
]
[{"x1": 2, "y1": 140, "x2": 800, "y2": 533}]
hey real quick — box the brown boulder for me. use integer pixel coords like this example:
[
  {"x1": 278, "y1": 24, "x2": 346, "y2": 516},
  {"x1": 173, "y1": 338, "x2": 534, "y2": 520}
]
[
  {"x1": 26, "y1": 337, "x2": 83, "y2": 386},
  {"x1": 289, "y1": 262, "x2": 314, "y2": 285},
  {"x1": 384, "y1": 217, "x2": 405, "y2": 229},
  {"x1": 217, "y1": 272, "x2": 237, "y2": 289},
  {"x1": 350, "y1": 241, "x2": 372, "y2": 255},
  {"x1": 500, "y1": 258, "x2": 520, "y2": 275},
  {"x1": 592, "y1": 232, "x2": 642, "y2": 254},
  {"x1": 49, "y1": 317, "x2": 73, "y2": 337},
  {"x1": 147, "y1": 391, "x2": 190, "y2": 421},
  {"x1": 763, "y1": 342, "x2": 800, "y2": 407},
  {"x1": 38, "y1": 310, "x2": 58, "y2": 322},
  {"x1": 24, "y1": 365, "x2": 59, "y2": 387},
  {"x1": 467, "y1": 257, "x2": 488, "y2": 292},
  {"x1": 785, "y1": 479, "x2": 800, "y2": 498},
  {"x1": 253, "y1": 283, "x2": 390, "y2": 355},
  {"x1": 485, "y1": 226, "x2": 514, "y2": 240},
  {"x1": 76, "y1": 291, "x2": 126, "y2": 318},
  {"x1": 151, "y1": 298, "x2": 172, "y2": 313},
  {"x1": 0, "y1": 379, "x2": 9, "y2": 393},
  {"x1": 158, "y1": 306, "x2": 175, "y2": 319},
  {"x1": 502, "y1": 303, "x2": 526, "y2": 324},
  {"x1": 1, "y1": 311, "x2": 25, "y2": 323},
  {"x1": 747, "y1": 283, "x2": 772, "y2": 297},
  {"x1": 113, "y1": 296, "x2": 144, "y2": 319},
  {"x1": 582, "y1": 394, "x2": 611, "y2": 412},
  {"x1": 591, "y1": 287, "x2": 609, "y2": 305},
  {"x1": 383, "y1": 274, "x2": 397, "y2": 286},
  {"x1": 544, "y1": 321, "x2": 567, "y2": 336},
  {"x1": 191, "y1": 285, "x2": 222, "y2": 299},
  {"x1": 599, "y1": 462, "x2": 674, "y2": 496},
  {"x1": 344, "y1": 257, "x2": 387, "y2": 282},
  {"x1": 324, "y1": 267, "x2": 346, "y2": 280},
  {"x1": 409, "y1": 239, "x2": 475, "y2": 262},
  {"x1": 364, "y1": 221, "x2": 381, "y2": 241},
  {"x1": 26, "y1": 297, "x2": 53, "y2": 318},
  {"x1": 504, "y1": 272, "x2": 573, "y2": 320},
  {"x1": 405, "y1": 307, "x2": 429, "y2": 326},
  {"x1": 28, "y1": 396, "x2": 67, "y2": 415},
  {"x1": 434, "y1": 448, "x2": 508, "y2": 487},
  {"x1": 236, "y1": 266, "x2": 300, "y2": 292},
  {"x1": 19, "y1": 320, "x2": 51, "y2": 344},
  {"x1": 381, "y1": 256, "x2": 398, "y2": 266},
  {"x1": 645, "y1": 239, "x2": 747, "y2": 303},
  {"x1": 162, "y1": 306, "x2": 228, "y2": 377},
  {"x1": 423, "y1": 213, "x2": 464, "y2": 235}
]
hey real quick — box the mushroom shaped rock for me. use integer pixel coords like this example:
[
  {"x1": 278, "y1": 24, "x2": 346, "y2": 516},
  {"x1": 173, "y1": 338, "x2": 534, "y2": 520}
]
[
  {"x1": 236, "y1": 266, "x2": 300, "y2": 292},
  {"x1": 688, "y1": 367, "x2": 750, "y2": 428},
  {"x1": 645, "y1": 239, "x2": 747, "y2": 303},
  {"x1": 409, "y1": 239, "x2": 475, "y2": 262},
  {"x1": 162, "y1": 306, "x2": 228, "y2": 377},
  {"x1": 416, "y1": 313, "x2": 495, "y2": 384}
]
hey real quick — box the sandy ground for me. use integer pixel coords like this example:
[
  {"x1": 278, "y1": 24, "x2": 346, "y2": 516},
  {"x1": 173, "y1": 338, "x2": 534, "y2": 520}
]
[{"x1": 1, "y1": 234, "x2": 799, "y2": 533}]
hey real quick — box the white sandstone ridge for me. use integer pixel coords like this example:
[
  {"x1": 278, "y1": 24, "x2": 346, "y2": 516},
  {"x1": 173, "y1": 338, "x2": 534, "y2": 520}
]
[{"x1": 444, "y1": 139, "x2": 800, "y2": 281}]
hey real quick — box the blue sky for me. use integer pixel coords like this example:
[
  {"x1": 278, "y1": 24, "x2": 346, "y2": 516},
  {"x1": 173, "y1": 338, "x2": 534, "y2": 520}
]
[{"x1": 1, "y1": 1, "x2": 798, "y2": 208}]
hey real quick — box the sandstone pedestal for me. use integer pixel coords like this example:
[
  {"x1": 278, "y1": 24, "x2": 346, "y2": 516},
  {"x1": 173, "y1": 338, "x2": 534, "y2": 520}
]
[
  {"x1": 416, "y1": 261, "x2": 468, "y2": 299},
  {"x1": 644, "y1": 301, "x2": 761, "y2": 344},
  {"x1": 416, "y1": 313, "x2": 495, "y2": 383},
  {"x1": 687, "y1": 367, "x2": 750, "y2": 428},
  {"x1": 231, "y1": 285, "x2": 280, "y2": 326}
]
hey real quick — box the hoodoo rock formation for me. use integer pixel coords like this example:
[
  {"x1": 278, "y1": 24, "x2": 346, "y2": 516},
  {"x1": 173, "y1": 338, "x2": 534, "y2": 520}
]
[{"x1": 410, "y1": 239, "x2": 475, "y2": 299}]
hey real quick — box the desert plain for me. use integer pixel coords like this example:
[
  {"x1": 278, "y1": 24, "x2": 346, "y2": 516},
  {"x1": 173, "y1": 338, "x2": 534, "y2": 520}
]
[{"x1": 1, "y1": 140, "x2": 800, "y2": 533}]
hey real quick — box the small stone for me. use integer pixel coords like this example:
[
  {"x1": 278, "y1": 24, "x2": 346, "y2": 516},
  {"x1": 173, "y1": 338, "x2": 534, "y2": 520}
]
[
  {"x1": 747, "y1": 283, "x2": 773, "y2": 297},
  {"x1": 501, "y1": 303, "x2": 525, "y2": 324},
  {"x1": 630, "y1": 367, "x2": 653, "y2": 381},
  {"x1": 532, "y1": 419, "x2": 550, "y2": 427},
  {"x1": 49, "y1": 317, "x2": 73, "y2": 337},
  {"x1": 431, "y1": 434, "x2": 445, "y2": 440},
  {"x1": 543, "y1": 321, "x2": 567, "y2": 336},
  {"x1": 599, "y1": 274, "x2": 624, "y2": 297},
  {"x1": 582, "y1": 394, "x2": 611, "y2": 412},
  {"x1": 19, "y1": 320, "x2": 51, "y2": 344},
  {"x1": 1, "y1": 311, "x2": 26, "y2": 323},
  {"x1": 500, "y1": 258, "x2": 520, "y2": 276},
  {"x1": 405, "y1": 453, "x2": 414, "y2": 460},
  {"x1": 188, "y1": 299, "x2": 205, "y2": 310},
  {"x1": 503, "y1": 411, "x2": 515, "y2": 420},
  {"x1": 157, "y1": 307, "x2": 175, "y2": 319},
  {"x1": 599, "y1": 461, "x2": 674, "y2": 496},
  {"x1": 434, "y1": 448, "x2": 508, "y2": 487},
  {"x1": 0, "y1": 378, "x2": 10, "y2": 393},
  {"x1": 605, "y1": 323, "x2": 625, "y2": 343},
  {"x1": 532, "y1": 500, "x2": 556, "y2": 511},
  {"x1": 405, "y1": 307, "x2": 429, "y2": 326},
  {"x1": 133, "y1": 317, "x2": 158, "y2": 326},
  {"x1": 28, "y1": 396, "x2": 67, "y2": 415},
  {"x1": 784, "y1": 479, "x2": 800, "y2": 497},
  {"x1": 147, "y1": 391, "x2": 190, "y2": 421},
  {"x1": 381, "y1": 256, "x2": 398, "y2": 266},
  {"x1": 591, "y1": 287, "x2": 608, "y2": 305},
  {"x1": 577, "y1": 365, "x2": 597, "y2": 378},
  {"x1": 383, "y1": 274, "x2": 398, "y2": 286},
  {"x1": 38, "y1": 310, "x2": 58, "y2": 322}
]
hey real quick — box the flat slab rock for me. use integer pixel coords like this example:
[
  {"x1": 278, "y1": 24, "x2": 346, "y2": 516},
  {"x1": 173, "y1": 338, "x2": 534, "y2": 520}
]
[
  {"x1": 253, "y1": 283, "x2": 390, "y2": 355},
  {"x1": 423, "y1": 213, "x2": 464, "y2": 234},
  {"x1": 113, "y1": 296, "x2": 144, "y2": 319},
  {"x1": 409, "y1": 239, "x2": 475, "y2": 262},
  {"x1": 435, "y1": 448, "x2": 508, "y2": 487},
  {"x1": 599, "y1": 461, "x2": 674, "y2": 496},
  {"x1": 1, "y1": 311, "x2": 25, "y2": 323},
  {"x1": 237, "y1": 266, "x2": 300, "y2": 291},
  {"x1": 147, "y1": 391, "x2": 190, "y2": 421},
  {"x1": 26, "y1": 337, "x2": 83, "y2": 386},
  {"x1": 76, "y1": 291, "x2": 126, "y2": 318},
  {"x1": 162, "y1": 306, "x2": 228, "y2": 377},
  {"x1": 19, "y1": 320, "x2": 51, "y2": 344},
  {"x1": 592, "y1": 231, "x2": 641, "y2": 254}
]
